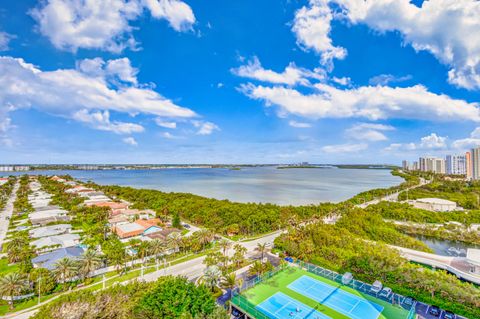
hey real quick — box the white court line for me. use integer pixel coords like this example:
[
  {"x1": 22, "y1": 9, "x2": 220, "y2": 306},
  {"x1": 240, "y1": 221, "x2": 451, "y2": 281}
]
[
  {"x1": 257, "y1": 303, "x2": 281, "y2": 319},
  {"x1": 274, "y1": 300, "x2": 294, "y2": 317},
  {"x1": 348, "y1": 300, "x2": 361, "y2": 314}
]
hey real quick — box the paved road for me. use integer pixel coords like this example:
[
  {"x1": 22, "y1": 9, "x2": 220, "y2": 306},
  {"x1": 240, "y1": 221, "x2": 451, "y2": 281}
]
[
  {"x1": 356, "y1": 177, "x2": 428, "y2": 208},
  {"x1": 7, "y1": 230, "x2": 283, "y2": 319},
  {"x1": 0, "y1": 181, "x2": 19, "y2": 249},
  {"x1": 140, "y1": 230, "x2": 282, "y2": 283}
]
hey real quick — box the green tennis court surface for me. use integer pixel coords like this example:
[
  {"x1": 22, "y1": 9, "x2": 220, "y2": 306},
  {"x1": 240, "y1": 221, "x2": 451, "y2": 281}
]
[{"x1": 237, "y1": 266, "x2": 410, "y2": 319}]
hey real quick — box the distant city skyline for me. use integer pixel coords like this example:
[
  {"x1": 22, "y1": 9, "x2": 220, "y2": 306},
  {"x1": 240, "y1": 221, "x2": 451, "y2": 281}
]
[{"x1": 1, "y1": 1, "x2": 480, "y2": 164}]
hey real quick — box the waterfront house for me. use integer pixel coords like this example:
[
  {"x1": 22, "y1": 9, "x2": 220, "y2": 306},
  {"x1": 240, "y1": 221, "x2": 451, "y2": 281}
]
[{"x1": 32, "y1": 247, "x2": 85, "y2": 270}]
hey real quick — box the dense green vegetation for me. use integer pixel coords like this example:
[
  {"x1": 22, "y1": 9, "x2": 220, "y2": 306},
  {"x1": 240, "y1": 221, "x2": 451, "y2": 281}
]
[
  {"x1": 274, "y1": 222, "x2": 480, "y2": 318},
  {"x1": 96, "y1": 184, "x2": 341, "y2": 236},
  {"x1": 396, "y1": 223, "x2": 480, "y2": 246},
  {"x1": 33, "y1": 277, "x2": 229, "y2": 319},
  {"x1": 11, "y1": 175, "x2": 33, "y2": 222},
  {"x1": 334, "y1": 209, "x2": 431, "y2": 251},
  {"x1": 365, "y1": 201, "x2": 480, "y2": 225},
  {"x1": 346, "y1": 170, "x2": 419, "y2": 205},
  {"x1": 399, "y1": 178, "x2": 480, "y2": 209}
]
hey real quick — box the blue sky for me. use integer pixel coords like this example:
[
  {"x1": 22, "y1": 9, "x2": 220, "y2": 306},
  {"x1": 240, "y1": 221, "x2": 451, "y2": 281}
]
[{"x1": 1, "y1": 0, "x2": 480, "y2": 164}]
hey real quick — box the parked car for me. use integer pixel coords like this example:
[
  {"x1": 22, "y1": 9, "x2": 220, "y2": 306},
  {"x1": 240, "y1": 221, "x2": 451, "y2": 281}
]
[
  {"x1": 443, "y1": 311, "x2": 455, "y2": 319},
  {"x1": 429, "y1": 306, "x2": 441, "y2": 317},
  {"x1": 182, "y1": 223, "x2": 191, "y2": 229}
]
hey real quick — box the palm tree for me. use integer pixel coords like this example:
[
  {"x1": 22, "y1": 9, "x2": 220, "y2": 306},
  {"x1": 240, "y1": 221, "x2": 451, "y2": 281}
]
[
  {"x1": 195, "y1": 229, "x2": 214, "y2": 251},
  {"x1": 149, "y1": 239, "x2": 165, "y2": 263},
  {"x1": 201, "y1": 266, "x2": 222, "y2": 292},
  {"x1": 248, "y1": 260, "x2": 265, "y2": 277},
  {"x1": 220, "y1": 273, "x2": 243, "y2": 303},
  {"x1": 167, "y1": 232, "x2": 183, "y2": 253},
  {"x1": 255, "y1": 243, "x2": 267, "y2": 263},
  {"x1": 53, "y1": 258, "x2": 78, "y2": 284},
  {"x1": 218, "y1": 239, "x2": 232, "y2": 257},
  {"x1": 79, "y1": 250, "x2": 102, "y2": 279},
  {"x1": 0, "y1": 273, "x2": 29, "y2": 310},
  {"x1": 137, "y1": 241, "x2": 151, "y2": 263},
  {"x1": 5, "y1": 237, "x2": 27, "y2": 263},
  {"x1": 232, "y1": 244, "x2": 247, "y2": 268}
]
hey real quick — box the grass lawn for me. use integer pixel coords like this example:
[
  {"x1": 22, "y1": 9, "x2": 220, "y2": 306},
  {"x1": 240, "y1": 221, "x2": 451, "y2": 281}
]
[
  {"x1": 237, "y1": 266, "x2": 409, "y2": 319},
  {"x1": 0, "y1": 258, "x2": 19, "y2": 276}
]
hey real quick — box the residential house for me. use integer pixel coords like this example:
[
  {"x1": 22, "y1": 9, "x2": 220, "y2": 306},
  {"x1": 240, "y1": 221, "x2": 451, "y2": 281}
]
[
  {"x1": 32, "y1": 247, "x2": 85, "y2": 270},
  {"x1": 30, "y1": 233, "x2": 80, "y2": 251},
  {"x1": 29, "y1": 208, "x2": 70, "y2": 226},
  {"x1": 113, "y1": 223, "x2": 145, "y2": 239},
  {"x1": 112, "y1": 218, "x2": 163, "y2": 239},
  {"x1": 29, "y1": 224, "x2": 72, "y2": 238},
  {"x1": 87, "y1": 201, "x2": 129, "y2": 211}
]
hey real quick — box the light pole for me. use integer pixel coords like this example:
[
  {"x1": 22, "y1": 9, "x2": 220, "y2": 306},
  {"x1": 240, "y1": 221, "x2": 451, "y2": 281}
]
[{"x1": 37, "y1": 276, "x2": 41, "y2": 305}]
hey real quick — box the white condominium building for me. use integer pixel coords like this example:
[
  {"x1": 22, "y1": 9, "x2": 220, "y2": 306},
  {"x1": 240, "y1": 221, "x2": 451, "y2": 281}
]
[
  {"x1": 418, "y1": 157, "x2": 445, "y2": 174},
  {"x1": 446, "y1": 155, "x2": 466, "y2": 175}
]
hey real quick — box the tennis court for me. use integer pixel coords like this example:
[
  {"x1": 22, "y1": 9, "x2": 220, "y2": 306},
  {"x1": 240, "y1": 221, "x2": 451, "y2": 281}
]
[
  {"x1": 288, "y1": 276, "x2": 383, "y2": 319},
  {"x1": 232, "y1": 266, "x2": 410, "y2": 319},
  {"x1": 257, "y1": 292, "x2": 332, "y2": 319}
]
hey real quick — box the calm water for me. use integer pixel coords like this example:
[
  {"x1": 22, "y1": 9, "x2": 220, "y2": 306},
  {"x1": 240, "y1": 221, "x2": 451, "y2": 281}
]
[
  {"x1": 4, "y1": 167, "x2": 402, "y2": 206},
  {"x1": 414, "y1": 235, "x2": 479, "y2": 257}
]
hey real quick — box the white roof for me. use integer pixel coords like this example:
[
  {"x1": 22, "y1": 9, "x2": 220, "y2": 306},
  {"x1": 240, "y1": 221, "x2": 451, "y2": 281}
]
[
  {"x1": 467, "y1": 248, "x2": 480, "y2": 265},
  {"x1": 116, "y1": 223, "x2": 144, "y2": 233},
  {"x1": 416, "y1": 198, "x2": 457, "y2": 205},
  {"x1": 29, "y1": 224, "x2": 72, "y2": 238},
  {"x1": 29, "y1": 209, "x2": 68, "y2": 219},
  {"x1": 31, "y1": 200, "x2": 52, "y2": 208},
  {"x1": 31, "y1": 233, "x2": 79, "y2": 249}
]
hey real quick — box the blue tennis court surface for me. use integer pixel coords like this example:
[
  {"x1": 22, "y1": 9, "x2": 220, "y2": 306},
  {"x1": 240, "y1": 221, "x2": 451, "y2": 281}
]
[
  {"x1": 288, "y1": 276, "x2": 383, "y2": 319},
  {"x1": 257, "y1": 292, "x2": 331, "y2": 319}
]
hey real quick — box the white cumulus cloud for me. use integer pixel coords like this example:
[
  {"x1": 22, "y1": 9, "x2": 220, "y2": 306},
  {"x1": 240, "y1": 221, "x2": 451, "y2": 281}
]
[
  {"x1": 334, "y1": 0, "x2": 480, "y2": 90},
  {"x1": 385, "y1": 133, "x2": 448, "y2": 152},
  {"x1": 0, "y1": 56, "x2": 197, "y2": 136},
  {"x1": 192, "y1": 120, "x2": 219, "y2": 135},
  {"x1": 231, "y1": 56, "x2": 325, "y2": 86},
  {"x1": 155, "y1": 119, "x2": 177, "y2": 129},
  {"x1": 345, "y1": 123, "x2": 394, "y2": 141},
  {"x1": 292, "y1": 0, "x2": 346, "y2": 68},
  {"x1": 240, "y1": 82, "x2": 480, "y2": 122},
  {"x1": 122, "y1": 136, "x2": 138, "y2": 145},
  {"x1": 30, "y1": 0, "x2": 196, "y2": 53},
  {"x1": 452, "y1": 127, "x2": 480, "y2": 149}
]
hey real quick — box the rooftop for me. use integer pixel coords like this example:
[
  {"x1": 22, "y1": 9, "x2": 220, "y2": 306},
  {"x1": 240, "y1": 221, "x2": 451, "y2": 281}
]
[
  {"x1": 415, "y1": 198, "x2": 457, "y2": 205},
  {"x1": 32, "y1": 247, "x2": 84, "y2": 270}
]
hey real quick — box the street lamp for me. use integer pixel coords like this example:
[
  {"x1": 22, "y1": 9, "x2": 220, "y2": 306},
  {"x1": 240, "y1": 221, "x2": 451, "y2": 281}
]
[{"x1": 37, "y1": 276, "x2": 41, "y2": 305}]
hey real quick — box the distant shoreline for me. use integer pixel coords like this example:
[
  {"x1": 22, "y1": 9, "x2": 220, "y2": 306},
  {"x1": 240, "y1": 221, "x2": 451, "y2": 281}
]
[{"x1": 0, "y1": 163, "x2": 399, "y2": 172}]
